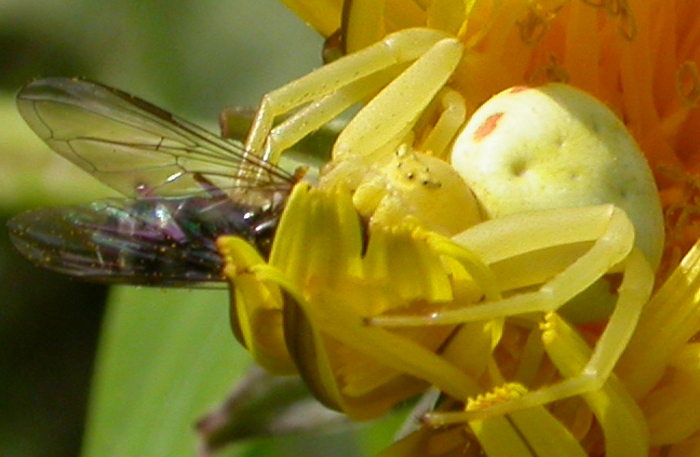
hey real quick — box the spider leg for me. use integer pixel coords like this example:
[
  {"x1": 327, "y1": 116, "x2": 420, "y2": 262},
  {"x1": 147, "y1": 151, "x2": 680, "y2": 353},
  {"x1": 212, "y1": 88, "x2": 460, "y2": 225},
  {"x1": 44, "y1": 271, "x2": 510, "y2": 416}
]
[
  {"x1": 415, "y1": 88, "x2": 467, "y2": 159},
  {"x1": 370, "y1": 205, "x2": 655, "y2": 417},
  {"x1": 332, "y1": 35, "x2": 462, "y2": 162},
  {"x1": 243, "y1": 28, "x2": 461, "y2": 167},
  {"x1": 372, "y1": 205, "x2": 637, "y2": 325},
  {"x1": 459, "y1": 247, "x2": 653, "y2": 420}
]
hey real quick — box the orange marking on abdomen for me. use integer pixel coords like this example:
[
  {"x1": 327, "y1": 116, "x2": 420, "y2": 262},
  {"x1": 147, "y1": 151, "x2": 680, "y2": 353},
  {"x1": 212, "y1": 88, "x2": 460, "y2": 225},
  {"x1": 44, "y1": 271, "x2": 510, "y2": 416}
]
[{"x1": 474, "y1": 113, "x2": 504, "y2": 142}]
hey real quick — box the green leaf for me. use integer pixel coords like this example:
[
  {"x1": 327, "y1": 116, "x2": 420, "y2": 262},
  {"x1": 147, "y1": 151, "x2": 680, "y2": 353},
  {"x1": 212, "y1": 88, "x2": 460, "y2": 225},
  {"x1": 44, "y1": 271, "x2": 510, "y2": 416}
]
[
  {"x1": 80, "y1": 287, "x2": 402, "y2": 457},
  {"x1": 81, "y1": 286, "x2": 248, "y2": 457}
]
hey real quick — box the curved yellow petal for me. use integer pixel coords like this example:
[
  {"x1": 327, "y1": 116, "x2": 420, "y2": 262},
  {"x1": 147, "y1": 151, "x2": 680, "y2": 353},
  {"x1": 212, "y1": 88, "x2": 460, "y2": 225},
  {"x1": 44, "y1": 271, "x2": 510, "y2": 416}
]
[{"x1": 278, "y1": 0, "x2": 343, "y2": 37}]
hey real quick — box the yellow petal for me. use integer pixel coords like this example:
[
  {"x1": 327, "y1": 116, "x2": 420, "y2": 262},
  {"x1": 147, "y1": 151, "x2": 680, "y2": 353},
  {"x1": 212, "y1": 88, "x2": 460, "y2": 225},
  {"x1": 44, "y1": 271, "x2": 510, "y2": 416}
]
[
  {"x1": 278, "y1": 0, "x2": 343, "y2": 37},
  {"x1": 217, "y1": 236, "x2": 295, "y2": 374},
  {"x1": 471, "y1": 401, "x2": 588, "y2": 457},
  {"x1": 617, "y1": 238, "x2": 700, "y2": 399},
  {"x1": 640, "y1": 343, "x2": 700, "y2": 446},
  {"x1": 542, "y1": 313, "x2": 649, "y2": 457}
]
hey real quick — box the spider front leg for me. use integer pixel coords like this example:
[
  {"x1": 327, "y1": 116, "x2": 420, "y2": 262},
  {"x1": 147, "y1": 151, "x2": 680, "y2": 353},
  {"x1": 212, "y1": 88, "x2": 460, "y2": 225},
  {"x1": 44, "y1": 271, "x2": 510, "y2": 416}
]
[
  {"x1": 242, "y1": 28, "x2": 463, "y2": 166},
  {"x1": 372, "y1": 204, "x2": 655, "y2": 419},
  {"x1": 414, "y1": 88, "x2": 467, "y2": 160}
]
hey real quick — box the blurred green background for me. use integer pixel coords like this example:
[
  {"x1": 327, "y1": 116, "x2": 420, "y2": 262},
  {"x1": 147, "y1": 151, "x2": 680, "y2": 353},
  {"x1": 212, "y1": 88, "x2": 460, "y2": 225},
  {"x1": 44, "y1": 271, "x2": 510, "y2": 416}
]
[{"x1": 0, "y1": 1, "x2": 403, "y2": 456}]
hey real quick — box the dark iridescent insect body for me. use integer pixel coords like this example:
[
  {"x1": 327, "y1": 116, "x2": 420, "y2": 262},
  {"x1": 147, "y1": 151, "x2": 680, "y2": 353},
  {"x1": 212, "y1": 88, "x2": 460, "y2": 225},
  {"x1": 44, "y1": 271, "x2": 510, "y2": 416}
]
[
  {"x1": 9, "y1": 194, "x2": 284, "y2": 285},
  {"x1": 8, "y1": 78, "x2": 297, "y2": 286}
]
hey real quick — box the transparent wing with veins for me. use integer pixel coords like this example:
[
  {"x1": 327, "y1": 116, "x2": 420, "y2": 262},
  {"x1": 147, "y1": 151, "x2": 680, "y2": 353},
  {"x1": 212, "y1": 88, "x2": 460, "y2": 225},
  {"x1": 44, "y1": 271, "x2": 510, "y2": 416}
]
[
  {"x1": 9, "y1": 77, "x2": 296, "y2": 285},
  {"x1": 16, "y1": 77, "x2": 293, "y2": 197}
]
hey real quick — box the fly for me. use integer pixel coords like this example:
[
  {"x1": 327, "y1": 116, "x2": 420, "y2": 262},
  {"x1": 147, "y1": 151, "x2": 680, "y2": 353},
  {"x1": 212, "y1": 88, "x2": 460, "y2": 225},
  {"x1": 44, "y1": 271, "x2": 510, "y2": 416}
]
[{"x1": 8, "y1": 77, "x2": 299, "y2": 286}]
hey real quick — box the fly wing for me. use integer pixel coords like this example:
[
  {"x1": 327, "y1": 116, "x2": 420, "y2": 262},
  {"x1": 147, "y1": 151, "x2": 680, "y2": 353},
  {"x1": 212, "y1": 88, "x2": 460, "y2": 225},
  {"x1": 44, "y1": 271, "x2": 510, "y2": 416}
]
[
  {"x1": 17, "y1": 77, "x2": 293, "y2": 198},
  {"x1": 8, "y1": 197, "x2": 280, "y2": 286}
]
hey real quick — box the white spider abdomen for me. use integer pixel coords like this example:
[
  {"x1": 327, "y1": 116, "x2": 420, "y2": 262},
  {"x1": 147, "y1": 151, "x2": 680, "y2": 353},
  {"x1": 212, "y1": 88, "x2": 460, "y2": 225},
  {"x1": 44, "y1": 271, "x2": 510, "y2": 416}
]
[{"x1": 451, "y1": 83, "x2": 664, "y2": 268}]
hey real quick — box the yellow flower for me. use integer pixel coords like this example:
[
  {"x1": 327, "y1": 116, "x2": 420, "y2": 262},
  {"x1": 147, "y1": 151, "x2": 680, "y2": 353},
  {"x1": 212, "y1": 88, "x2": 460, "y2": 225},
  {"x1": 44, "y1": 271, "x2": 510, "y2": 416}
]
[
  {"x1": 282, "y1": 0, "x2": 700, "y2": 272},
  {"x1": 376, "y1": 242, "x2": 700, "y2": 456},
  {"x1": 219, "y1": 182, "x2": 495, "y2": 420},
  {"x1": 230, "y1": 0, "x2": 700, "y2": 455}
]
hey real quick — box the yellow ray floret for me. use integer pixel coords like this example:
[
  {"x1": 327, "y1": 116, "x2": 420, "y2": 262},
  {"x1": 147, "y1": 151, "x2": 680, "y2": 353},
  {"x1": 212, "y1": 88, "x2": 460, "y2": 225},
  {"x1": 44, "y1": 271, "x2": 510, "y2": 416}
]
[{"x1": 218, "y1": 182, "x2": 498, "y2": 419}]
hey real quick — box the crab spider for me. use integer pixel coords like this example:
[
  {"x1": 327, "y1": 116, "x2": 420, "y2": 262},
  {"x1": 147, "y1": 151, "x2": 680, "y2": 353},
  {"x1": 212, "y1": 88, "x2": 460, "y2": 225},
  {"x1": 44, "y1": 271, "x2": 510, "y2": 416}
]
[{"x1": 225, "y1": 22, "x2": 663, "y2": 424}]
